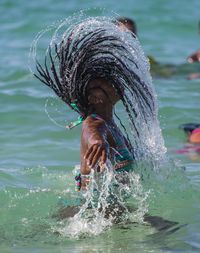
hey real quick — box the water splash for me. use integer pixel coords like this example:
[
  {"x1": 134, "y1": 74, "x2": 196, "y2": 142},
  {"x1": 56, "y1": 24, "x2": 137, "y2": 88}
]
[
  {"x1": 44, "y1": 96, "x2": 80, "y2": 128},
  {"x1": 54, "y1": 163, "x2": 150, "y2": 238}
]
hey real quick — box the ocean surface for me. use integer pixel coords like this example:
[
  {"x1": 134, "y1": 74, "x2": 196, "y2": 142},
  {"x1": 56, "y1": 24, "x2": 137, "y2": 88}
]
[{"x1": 0, "y1": 0, "x2": 200, "y2": 252}]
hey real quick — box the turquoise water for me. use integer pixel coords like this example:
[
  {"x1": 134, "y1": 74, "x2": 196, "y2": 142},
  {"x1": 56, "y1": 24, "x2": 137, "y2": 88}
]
[{"x1": 1, "y1": 0, "x2": 200, "y2": 252}]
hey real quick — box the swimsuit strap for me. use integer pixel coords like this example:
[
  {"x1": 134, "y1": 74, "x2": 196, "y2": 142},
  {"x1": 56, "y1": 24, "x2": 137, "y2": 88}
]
[{"x1": 90, "y1": 113, "x2": 104, "y2": 120}]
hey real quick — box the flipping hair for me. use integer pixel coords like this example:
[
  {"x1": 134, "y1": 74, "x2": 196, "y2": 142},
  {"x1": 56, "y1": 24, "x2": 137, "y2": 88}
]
[{"x1": 34, "y1": 18, "x2": 161, "y2": 159}]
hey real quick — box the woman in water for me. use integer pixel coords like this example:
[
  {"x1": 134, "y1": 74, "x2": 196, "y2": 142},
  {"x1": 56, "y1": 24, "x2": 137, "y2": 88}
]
[{"x1": 34, "y1": 18, "x2": 163, "y2": 191}]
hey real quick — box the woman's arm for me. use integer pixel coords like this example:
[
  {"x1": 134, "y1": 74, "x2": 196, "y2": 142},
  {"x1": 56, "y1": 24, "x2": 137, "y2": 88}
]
[{"x1": 80, "y1": 116, "x2": 109, "y2": 174}]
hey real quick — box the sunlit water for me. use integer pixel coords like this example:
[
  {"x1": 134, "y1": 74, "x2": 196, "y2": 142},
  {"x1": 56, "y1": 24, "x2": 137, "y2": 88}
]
[{"x1": 1, "y1": 1, "x2": 200, "y2": 252}]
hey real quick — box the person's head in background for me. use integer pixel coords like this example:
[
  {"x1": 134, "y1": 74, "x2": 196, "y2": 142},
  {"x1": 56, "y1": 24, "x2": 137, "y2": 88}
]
[
  {"x1": 187, "y1": 21, "x2": 200, "y2": 63},
  {"x1": 116, "y1": 17, "x2": 159, "y2": 68},
  {"x1": 179, "y1": 123, "x2": 200, "y2": 144},
  {"x1": 189, "y1": 128, "x2": 200, "y2": 144},
  {"x1": 116, "y1": 17, "x2": 137, "y2": 35}
]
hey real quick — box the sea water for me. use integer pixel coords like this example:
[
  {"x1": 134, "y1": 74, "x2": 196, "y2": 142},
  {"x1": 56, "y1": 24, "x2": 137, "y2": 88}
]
[{"x1": 1, "y1": 0, "x2": 200, "y2": 252}]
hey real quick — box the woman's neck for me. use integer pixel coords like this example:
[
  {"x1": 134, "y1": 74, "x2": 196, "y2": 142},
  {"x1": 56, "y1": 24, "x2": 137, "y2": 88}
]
[{"x1": 90, "y1": 103, "x2": 113, "y2": 122}]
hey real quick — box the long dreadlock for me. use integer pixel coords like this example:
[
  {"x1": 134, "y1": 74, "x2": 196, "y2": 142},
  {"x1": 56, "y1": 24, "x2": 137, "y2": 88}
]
[{"x1": 34, "y1": 17, "x2": 163, "y2": 160}]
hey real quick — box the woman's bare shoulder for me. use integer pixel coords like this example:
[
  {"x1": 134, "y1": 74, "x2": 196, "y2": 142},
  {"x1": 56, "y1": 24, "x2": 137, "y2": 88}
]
[{"x1": 82, "y1": 115, "x2": 105, "y2": 128}]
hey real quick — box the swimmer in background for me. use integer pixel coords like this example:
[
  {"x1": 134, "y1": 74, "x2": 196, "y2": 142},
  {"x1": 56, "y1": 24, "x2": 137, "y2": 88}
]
[
  {"x1": 117, "y1": 17, "x2": 200, "y2": 79},
  {"x1": 180, "y1": 123, "x2": 200, "y2": 144},
  {"x1": 116, "y1": 17, "x2": 137, "y2": 35},
  {"x1": 115, "y1": 17, "x2": 176, "y2": 78},
  {"x1": 176, "y1": 123, "x2": 200, "y2": 160},
  {"x1": 187, "y1": 51, "x2": 200, "y2": 80},
  {"x1": 187, "y1": 21, "x2": 200, "y2": 63},
  {"x1": 187, "y1": 21, "x2": 200, "y2": 80},
  {"x1": 187, "y1": 50, "x2": 200, "y2": 63}
]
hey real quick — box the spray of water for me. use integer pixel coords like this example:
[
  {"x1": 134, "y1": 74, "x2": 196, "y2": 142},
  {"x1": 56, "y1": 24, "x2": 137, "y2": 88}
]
[
  {"x1": 54, "y1": 162, "x2": 150, "y2": 238},
  {"x1": 44, "y1": 96, "x2": 80, "y2": 128},
  {"x1": 30, "y1": 14, "x2": 166, "y2": 160}
]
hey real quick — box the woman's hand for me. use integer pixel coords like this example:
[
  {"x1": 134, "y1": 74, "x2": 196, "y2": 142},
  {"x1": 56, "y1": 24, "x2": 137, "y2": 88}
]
[
  {"x1": 84, "y1": 141, "x2": 109, "y2": 170},
  {"x1": 81, "y1": 116, "x2": 111, "y2": 174}
]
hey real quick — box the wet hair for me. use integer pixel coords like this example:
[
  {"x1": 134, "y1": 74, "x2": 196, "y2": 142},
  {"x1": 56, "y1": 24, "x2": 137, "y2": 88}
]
[
  {"x1": 179, "y1": 123, "x2": 200, "y2": 134},
  {"x1": 116, "y1": 17, "x2": 137, "y2": 35},
  {"x1": 34, "y1": 18, "x2": 160, "y2": 159}
]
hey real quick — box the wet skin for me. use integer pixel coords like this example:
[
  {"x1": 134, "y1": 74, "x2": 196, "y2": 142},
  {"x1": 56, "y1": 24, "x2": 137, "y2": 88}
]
[
  {"x1": 187, "y1": 49, "x2": 200, "y2": 63},
  {"x1": 80, "y1": 79, "x2": 120, "y2": 175}
]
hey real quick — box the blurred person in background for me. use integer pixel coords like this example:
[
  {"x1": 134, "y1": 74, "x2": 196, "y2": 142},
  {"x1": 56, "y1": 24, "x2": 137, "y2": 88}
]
[
  {"x1": 116, "y1": 17, "x2": 176, "y2": 78},
  {"x1": 117, "y1": 17, "x2": 200, "y2": 79},
  {"x1": 187, "y1": 21, "x2": 200, "y2": 80},
  {"x1": 176, "y1": 123, "x2": 200, "y2": 160}
]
